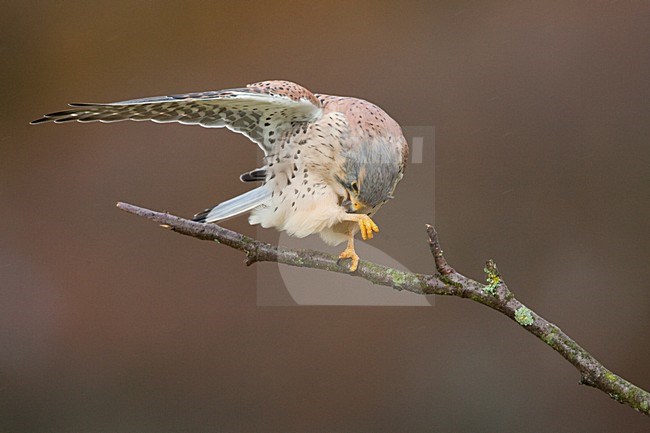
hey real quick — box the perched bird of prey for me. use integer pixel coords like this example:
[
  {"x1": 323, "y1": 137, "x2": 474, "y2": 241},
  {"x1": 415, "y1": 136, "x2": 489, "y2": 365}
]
[{"x1": 32, "y1": 80, "x2": 408, "y2": 271}]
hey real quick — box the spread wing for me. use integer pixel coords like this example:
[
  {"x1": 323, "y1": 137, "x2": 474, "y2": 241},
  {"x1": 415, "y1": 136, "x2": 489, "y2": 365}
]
[{"x1": 31, "y1": 80, "x2": 323, "y2": 154}]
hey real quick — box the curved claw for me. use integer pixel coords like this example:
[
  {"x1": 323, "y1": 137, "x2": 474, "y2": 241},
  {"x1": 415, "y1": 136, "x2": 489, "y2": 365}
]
[{"x1": 338, "y1": 246, "x2": 360, "y2": 272}]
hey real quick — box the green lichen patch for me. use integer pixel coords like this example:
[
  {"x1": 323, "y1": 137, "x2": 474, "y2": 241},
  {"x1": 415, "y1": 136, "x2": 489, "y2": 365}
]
[
  {"x1": 542, "y1": 328, "x2": 559, "y2": 346},
  {"x1": 605, "y1": 372, "x2": 618, "y2": 383},
  {"x1": 515, "y1": 306, "x2": 534, "y2": 326},
  {"x1": 482, "y1": 259, "x2": 501, "y2": 295},
  {"x1": 640, "y1": 399, "x2": 649, "y2": 413},
  {"x1": 388, "y1": 269, "x2": 407, "y2": 290},
  {"x1": 482, "y1": 283, "x2": 497, "y2": 296},
  {"x1": 439, "y1": 274, "x2": 463, "y2": 289}
]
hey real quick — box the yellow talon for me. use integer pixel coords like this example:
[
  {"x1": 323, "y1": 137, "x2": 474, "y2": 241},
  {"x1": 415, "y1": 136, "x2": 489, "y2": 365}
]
[
  {"x1": 357, "y1": 215, "x2": 379, "y2": 240},
  {"x1": 339, "y1": 215, "x2": 379, "y2": 270},
  {"x1": 338, "y1": 245, "x2": 360, "y2": 272}
]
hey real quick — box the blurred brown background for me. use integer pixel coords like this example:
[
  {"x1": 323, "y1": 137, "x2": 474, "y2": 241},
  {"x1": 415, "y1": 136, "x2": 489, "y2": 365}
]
[{"x1": 2, "y1": 1, "x2": 649, "y2": 432}]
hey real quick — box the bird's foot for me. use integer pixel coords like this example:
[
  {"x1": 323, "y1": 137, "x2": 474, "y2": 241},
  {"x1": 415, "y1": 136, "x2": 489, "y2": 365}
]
[
  {"x1": 337, "y1": 214, "x2": 378, "y2": 271},
  {"x1": 338, "y1": 245, "x2": 360, "y2": 272},
  {"x1": 357, "y1": 215, "x2": 379, "y2": 240},
  {"x1": 342, "y1": 213, "x2": 380, "y2": 240}
]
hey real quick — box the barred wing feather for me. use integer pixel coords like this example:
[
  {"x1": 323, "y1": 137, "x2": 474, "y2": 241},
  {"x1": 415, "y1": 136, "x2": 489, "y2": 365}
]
[{"x1": 31, "y1": 81, "x2": 323, "y2": 154}]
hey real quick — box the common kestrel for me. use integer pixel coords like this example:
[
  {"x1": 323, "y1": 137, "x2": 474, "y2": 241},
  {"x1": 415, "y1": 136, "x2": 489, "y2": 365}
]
[{"x1": 32, "y1": 80, "x2": 409, "y2": 271}]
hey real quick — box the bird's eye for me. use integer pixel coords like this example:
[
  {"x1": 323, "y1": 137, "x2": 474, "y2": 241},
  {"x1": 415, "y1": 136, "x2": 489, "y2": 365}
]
[{"x1": 350, "y1": 181, "x2": 359, "y2": 194}]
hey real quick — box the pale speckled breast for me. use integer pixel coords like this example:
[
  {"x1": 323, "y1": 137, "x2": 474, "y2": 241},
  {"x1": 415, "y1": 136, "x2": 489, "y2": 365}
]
[
  {"x1": 248, "y1": 112, "x2": 350, "y2": 242},
  {"x1": 249, "y1": 91, "x2": 407, "y2": 245}
]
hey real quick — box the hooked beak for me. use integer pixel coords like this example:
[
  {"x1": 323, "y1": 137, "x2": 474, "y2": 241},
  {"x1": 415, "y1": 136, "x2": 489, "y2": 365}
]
[{"x1": 341, "y1": 196, "x2": 363, "y2": 213}]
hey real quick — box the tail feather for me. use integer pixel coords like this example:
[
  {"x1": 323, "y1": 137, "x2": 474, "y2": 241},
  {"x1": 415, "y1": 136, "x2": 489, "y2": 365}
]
[{"x1": 193, "y1": 187, "x2": 270, "y2": 223}]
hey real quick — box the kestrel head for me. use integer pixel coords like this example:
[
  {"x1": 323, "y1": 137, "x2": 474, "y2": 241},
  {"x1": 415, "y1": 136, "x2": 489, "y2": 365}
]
[{"x1": 338, "y1": 138, "x2": 405, "y2": 214}]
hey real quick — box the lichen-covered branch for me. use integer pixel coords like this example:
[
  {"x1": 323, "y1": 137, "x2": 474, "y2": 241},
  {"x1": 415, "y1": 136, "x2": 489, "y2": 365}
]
[{"x1": 116, "y1": 201, "x2": 650, "y2": 416}]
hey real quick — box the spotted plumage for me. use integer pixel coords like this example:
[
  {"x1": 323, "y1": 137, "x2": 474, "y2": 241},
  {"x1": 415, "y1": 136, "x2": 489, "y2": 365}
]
[{"x1": 33, "y1": 80, "x2": 409, "y2": 271}]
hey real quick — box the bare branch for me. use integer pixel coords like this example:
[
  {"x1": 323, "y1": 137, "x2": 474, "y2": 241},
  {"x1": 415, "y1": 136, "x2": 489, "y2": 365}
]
[
  {"x1": 426, "y1": 224, "x2": 455, "y2": 275},
  {"x1": 116, "y1": 201, "x2": 650, "y2": 416}
]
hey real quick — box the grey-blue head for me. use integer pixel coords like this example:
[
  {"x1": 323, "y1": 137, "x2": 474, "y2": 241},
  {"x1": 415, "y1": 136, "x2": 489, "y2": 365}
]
[{"x1": 338, "y1": 138, "x2": 405, "y2": 214}]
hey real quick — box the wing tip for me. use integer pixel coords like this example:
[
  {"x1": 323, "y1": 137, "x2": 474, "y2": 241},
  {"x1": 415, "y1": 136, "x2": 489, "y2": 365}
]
[
  {"x1": 192, "y1": 209, "x2": 210, "y2": 223},
  {"x1": 32, "y1": 102, "x2": 101, "y2": 124}
]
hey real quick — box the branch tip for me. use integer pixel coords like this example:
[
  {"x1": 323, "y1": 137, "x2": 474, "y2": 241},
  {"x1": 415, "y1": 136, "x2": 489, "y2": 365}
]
[{"x1": 425, "y1": 224, "x2": 455, "y2": 275}]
